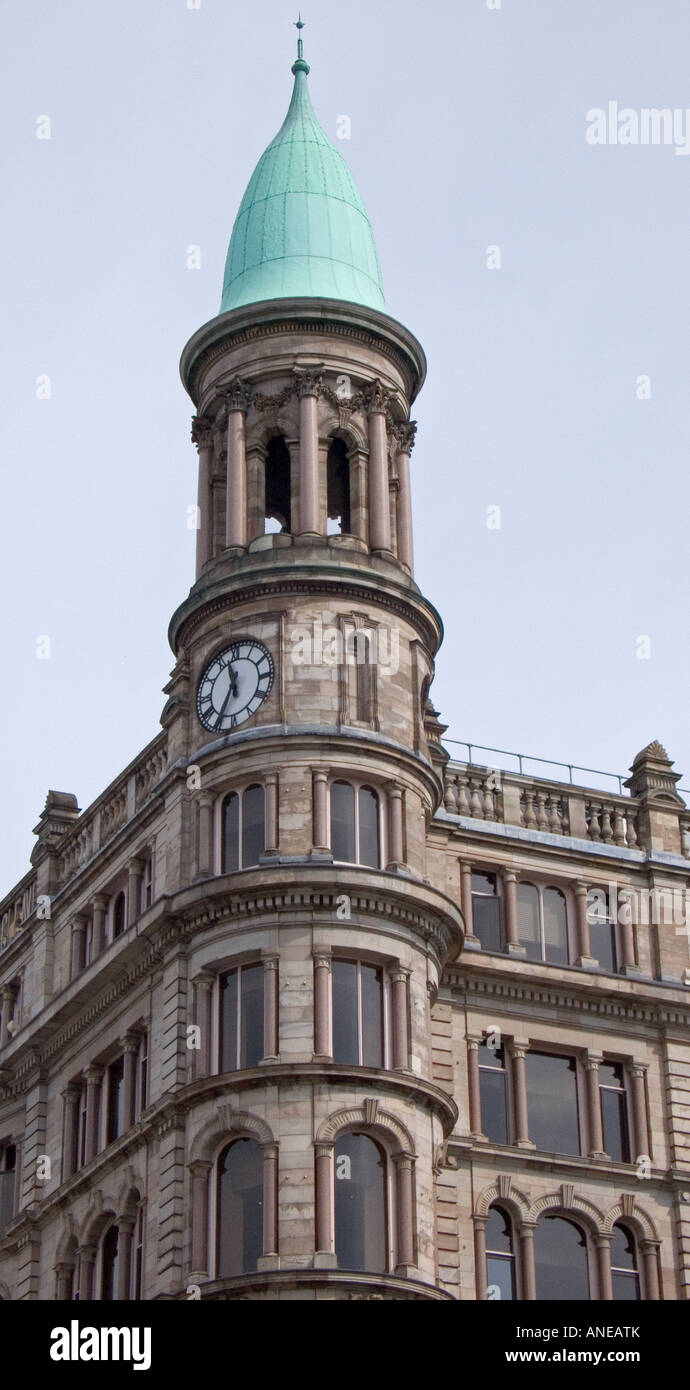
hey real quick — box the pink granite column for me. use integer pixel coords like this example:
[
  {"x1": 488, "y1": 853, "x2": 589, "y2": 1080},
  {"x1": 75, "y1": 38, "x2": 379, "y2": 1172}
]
[
  {"x1": 77, "y1": 1245, "x2": 96, "y2": 1300},
  {"x1": 116, "y1": 1216, "x2": 135, "y2": 1299},
  {"x1": 574, "y1": 881, "x2": 595, "y2": 965},
  {"x1": 474, "y1": 1217, "x2": 488, "y2": 1298},
  {"x1": 596, "y1": 1237, "x2": 613, "y2": 1299},
  {"x1": 313, "y1": 950, "x2": 332, "y2": 1058},
  {"x1": 459, "y1": 860, "x2": 477, "y2": 944},
  {"x1": 193, "y1": 972, "x2": 215, "y2": 1079},
  {"x1": 70, "y1": 915, "x2": 87, "y2": 980},
  {"x1": 262, "y1": 954, "x2": 279, "y2": 1061},
  {"x1": 389, "y1": 966, "x2": 410, "y2": 1069},
  {"x1": 189, "y1": 1160, "x2": 212, "y2": 1276},
  {"x1": 520, "y1": 1225, "x2": 537, "y2": 1299},
  {"x1": 315, "y1": 1143, "x2": 334, "y2": 1255},
  {"x1": 84, "y1": 1065, "x2": 103, "y2": 1163},
  {"x1": 502, "y1": 870, "x2": 522, "y2": 953},
  {"x1": 55, "y1": 1263, "x2": 74, "y2": 1301},
  {"x1": 61, "y1": 1084, "x2": 80, "y2": 1181},
  {"x1": 511, "y1": 1041, "x2": 533, "y2": 1148},
  {"x1": 122, "y1": 1032, "x2": 139, "y2": 1130},
  {"x1": 385, "y1": 782, "x2": 405, "y2": 869},
  {"x1": 197, "y1": 794, "x2": 215, "y2": 877},
  {"x1": 91, "y1": 893, "x2": 108, "y2": 955},
  {"x1": 312, "y1": 770, "x2": 330, "y2": 852},
  {"x1": 366, "y1": 382, "x2": 391, "y2": 552},
  {"x1": 262, "y1": 1144, "x2": 279, "y2": 1257},
  {"x1": 127, "y1": 858, "x2": 144, "y2": 928},
  {"x1": 467, "y1": 1036, "x2": 484, "y2": 1137},
  {"x1": 585, "y1": 1053, "x2": 606, "y2": 1157},
  {"x1": 394, "y1": 422, "x2": 416, "y2": 572},
  {"x1": 629, "y1": 1063, "x2": 650, "y2": 1161},
  {"x1": 192, "y1": 415, "x2": 214, "y2": 577},
  {"x1": 224, "y1": 380, "x2": 252, "y2": 547},
  {"x1": 264, "y1": 772, "x2": 279, "y2": 853},
  {"x1": 641, "y1": 1241, "x2": 660, "y2": 1299},
  {"x1": 296, "y1": 371, "x2": 322, "y2": 535},
  {"x1": 394, "y1": 1154, "x2": 415, "y2": 1270}
]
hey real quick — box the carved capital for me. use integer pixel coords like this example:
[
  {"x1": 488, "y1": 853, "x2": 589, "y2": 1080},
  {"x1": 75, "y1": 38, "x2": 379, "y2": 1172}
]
[
  {"x1": 294, "y1": 367, "x2": 324, "y2": 398},
  {"x1": 191, "y1": 415, "x2": 214, "y2": 449},
  {"x1": 392, "y1": 420, "x2": 417, "y2": 453},
  {"x1": 223, "y1": 377, "x2": 254, "y2": 414},
  {"x1": 364, "y1": 379, "x2": 390, "y2": 415}
]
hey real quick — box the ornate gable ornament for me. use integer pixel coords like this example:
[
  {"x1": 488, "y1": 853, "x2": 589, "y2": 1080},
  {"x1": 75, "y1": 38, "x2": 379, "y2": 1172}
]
[{"x1": 624, "y1": 740, "x2": 685, "y2": 806}]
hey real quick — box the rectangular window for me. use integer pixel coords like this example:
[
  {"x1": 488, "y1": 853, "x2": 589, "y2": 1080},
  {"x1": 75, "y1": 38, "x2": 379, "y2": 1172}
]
[
  {"x1": 0, "y1": 1144, "x2": 16, "y2": 1234},
  {"x1": 332, "y1": 959, "x2": 384, "y2": 1068},
  {"x1": 471, "y1": 872, "x2": 504, "y2": 952},
  {"x1": 479, "y1": 1041, "x2": 509, "y2": 1143},
  {"x1": 599, "y1": 1062, "x2": 630, "y2": 1161},
  {"x1": 136, "y1": 1033, "x2": 148, "y2": 1117},
  {"x1": 525, "y1": 1051, "x2": 580, "y2": 1155},
  {"x1": 518, "y1": 884, "x2": 569, "y2": 965},
  {"x1": 77, "y1": 1084, "x2": 88, "y2": 1170},
  {"x1": 106, "y1": 1056, "x2": 125, "y2": 1144},
  {"x1": 587, "y1": 890, "x2": 619, "y2": 973},
  {"x1": 220, "y1": 964, "x2": 264, "y2": 1071}
]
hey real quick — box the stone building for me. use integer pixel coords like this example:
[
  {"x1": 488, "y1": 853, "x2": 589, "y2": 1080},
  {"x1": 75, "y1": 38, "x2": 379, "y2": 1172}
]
[{"x1": 1, "y1": 37, "x2": 689, "y2": 1303}]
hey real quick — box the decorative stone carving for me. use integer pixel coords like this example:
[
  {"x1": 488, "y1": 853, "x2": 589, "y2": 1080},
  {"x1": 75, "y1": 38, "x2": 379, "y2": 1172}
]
[
  {"x1": 191, "y1": 416, "x2": 214, "y2": 449},
  {"x1": 222, "y1": 377, "x2": 254, "y2": 413}
]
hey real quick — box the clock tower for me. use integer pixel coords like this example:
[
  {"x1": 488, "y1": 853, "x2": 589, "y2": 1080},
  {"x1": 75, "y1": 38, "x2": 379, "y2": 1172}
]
[{"x1": 162, "y1": 29, "x2": 464, "y2": 1296}]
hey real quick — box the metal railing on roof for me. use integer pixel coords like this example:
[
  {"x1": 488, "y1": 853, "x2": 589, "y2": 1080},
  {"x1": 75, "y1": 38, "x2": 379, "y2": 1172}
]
[{"x1": 444, "y1": 739, "x2": 689, "y2": 799}]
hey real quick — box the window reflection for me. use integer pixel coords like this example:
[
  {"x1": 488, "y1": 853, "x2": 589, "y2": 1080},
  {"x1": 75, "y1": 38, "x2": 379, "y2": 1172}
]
[{"x1": 334, "y1": 1133, "x2": 387, "y2": 1272}]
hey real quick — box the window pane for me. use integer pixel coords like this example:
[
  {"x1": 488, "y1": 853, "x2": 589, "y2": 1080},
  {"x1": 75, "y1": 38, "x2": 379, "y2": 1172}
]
[
  {"x1": 487, "y1": 1254, "x2": 515, "y2": 1301},
  {"x1": 360, "y1": 964, "x2": 383, "y2": 1068},
  {"x1": 334, "y1": 1133, "x2": 386, "y2": 1273},
  {"x1": 239, "y1": 964, "x2": 264, "y2": 1069},
  {"x1": 486, "y1": 1206, "x2": 512, "y2": 1254},
  {"x1": 479, "y1": 1068, "x2": 509, "y2": 1144},
  {"x1": 101, "y1": 1225, "x2": 119, "y2": 1300},
  {"x1": 471, "y1": 871, "x2": 496, "y2": 896},
  {"x1": 473, "y1": 896, "x2": 504, "y2": 952},
  {"x1": 612, "y1": 1270, "x2": 640, "y2": 1300},
  {"x1": 601, "y1": 1089, "x2": 630, "y2": 1162},
  {"x1": 107, "y1": 1056, "x2": 125, "y2": 1143},
  {"x1": 220, "y1": 970, "x2": 238, "y2": 1071},
  {"x1": 543, "y1": 888, "x2": 568, "y2": 965},
  {"x1": 534, "y1": 1217, "x2": 589, "y2": 1300},
  {"x1": 517, "y1": 884, "x2": 540, "y2": 960},
  {"x1": 0, "y1": 1171, "x2": 14, "y2": 1233},
  {"x1": 242, "y1": 784, "x2": 265, "y2": 868},
  {"x1": 223, "y1": 793, "x2": 239, "y2": 873},
  {"x1": 610, "y1": 1225, "x2": 636, "y2": 1270},
  {"x1": 331, "y1": 782, "x2": 356, "y2": 863},
  {"x1": 525, "y1": 1052, "x2": 580, "y2": 1155},
  {"x1": 217, "y1": 1139, "x2": 263, "y2": 1277},
  {"x1": 358, "y1": 787, "x2": 380, "y2": 868},
  {"x1": 113, "y1": 893, "x2": 126, "y2": 938},
  {"x1": 589, "y1": 916, "x2": 617, "y2": 972},
  {"x1": 332, "y1": 960, "x2": 358, "y2": 1064}
]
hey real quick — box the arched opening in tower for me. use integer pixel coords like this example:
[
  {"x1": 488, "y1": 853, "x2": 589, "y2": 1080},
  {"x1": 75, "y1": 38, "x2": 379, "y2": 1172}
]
[
  {"x1": 264, "y1": 435, "x2": 292, "y2": 533},
  {"x1": 327, "y1": 438, "x2": 351, "y2": 535}
]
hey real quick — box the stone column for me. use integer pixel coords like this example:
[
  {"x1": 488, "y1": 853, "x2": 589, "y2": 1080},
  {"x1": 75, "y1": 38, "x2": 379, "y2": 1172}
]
[
  {"x1": 192, "y1": 416, "x2": 214, "y2": 577},
  {"x1": 393, "y1": 422, "x2": 416, "y2": 572},
  {"x1": 91, "y1": 893, "x2": 108, "y2": 955},
  {"x1": 629, "y1": 1062, "x2": 650, "y2": 1162},
  {"x1": 296, "y1": 371, "x2": 322, "y2": 535},
  {"x1": 70, "y1": 915, "x2": 87, "y2": 980},
  {"x1": 127, "y1": 858, "x2": 144, "y2": 928},
  {"x1": 312, "y1": 769, "x2": 330, "y2": 852},
  {"x1": 574, "y1": 881, "x2": 596, "y2": 966},
  {"x1": 596, "y1": 1237, "x2": 613, "y2": 1299},
  {"x1": 116, "y1": 1215, "x2": 135, "y2": 1300},
  {"x1": 314, "y1": 1143, "x2": 334, "y2": 1257},
  {"x1": 262, "y1": 954, "x2": 279, "y2": 1061},
  {"x1": 77, "y1": 1245, "x2": 96, "y2": 1301},
  {"x1": 55, "y1": 1263, "x2": 74, "y2": 1301},
  {"x1": 520, "y1": 1225, "x2": 537, "y2": 1299},
  {"x1": 584, "y1": 1053, "x2": 607, "y2": 1157},
  {"x1": 264, "y1": 772, "x2": 279, "y2": 853},
  {"x1": 313, "y1": 950, "x2": 332, "y2": 1059},
  {"x1": 122, "y1": 1032, "x2": 139, "y2": 1130},
  {"x1": 262, "y1": 1144, "x2": 279, "y2": 1258},
  {"x1": 0, "y1": 985, "x2": 15, "y2": 1047},
  {"x1": 467, "y1": 1036, "x2": 485, "y2": 1138},
  {"x1": 197, "y1": 794, "x2": 215, "y2": 878},
  {"x1": 511, "y1": 1041, "x2": 533, "y2": 1148},
  {"x1": 225, "y1": 380, "x2": 252, "y2": 547},
  {"x1": 502, "y1": 870, "x2": 524, "y2": 955},
  {"x1": 385, "y1": 782, "x2": 405, "y2": 869},
  {"x1": 61, "y1": 1084, "x2": 80, "y2": 1181},
  {"x1": 193, "y1": 972, "x2": 215, "y2": 1079},
  {"x1": 84, "y1": 1065, "x2": 103, "y2": 1164},
  {"x1": 641, "y1": 1241, "x2": 660, "y2": 1299},
  {"x1": 618, "y1": 894, "x2": 638, "y2": 973},
  {"x1": 189, "y1": 1160, "x2": 212, "y2": 1277},
  {"x1": 473, "y1": 1217, "x2": 488, "y2": 1299},
  {"x1": 389, "y1": 965, "x2": 410, "y2": 1069},
  {"x1": 394, "y1": 1153, "x2": 415, "y2": 1272},
  {"x1": 366, "y1": 382, "x2": 391, "y2": 552},
  {"x1": 459, "y1": 860, "x2": 478, "y2": 945}
]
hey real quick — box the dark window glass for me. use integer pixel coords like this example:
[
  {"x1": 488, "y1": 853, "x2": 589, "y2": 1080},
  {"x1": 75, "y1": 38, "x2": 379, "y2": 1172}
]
[
  {"x1": 534, "y1": 1216, "x2": 589, "y2": 1300},
  {"x1": 355, "y1": 638, "x2": 375, "y2": 725},
  {"x1": 611, "y1": 1224, "x2": 640, "y2": 1301},
  {"x1": 517, "y1": 883, "x2": 540, "y2": 960},
  {"x1": 101, "y1": 1224, "x2": 119, "y2": 1301},
  {"x1": 222, "y1": 792, "x2": 240, "y2": 872},
  {"x1": 138, "y1": 1034, "x2": 148, "y2": 1116},
  {"x1": 0, "y1": 1145, "x2": 16, "y2": 1233},
  {"x1": 543, "y1": 888, "x2": 568, "y2": 965},
  {"x1": 360, "y1": 964, "x2": 383, "y2": 1068},
  {"x1": 479, "y1": 1042, "x2": 509, "y2": 1144},
  {"x1": 264, "y1": 435, "x2": 291, "y2": 533},
  {"x1": 486, "y1": 1207, "x2": 516, "y2": 1300},
  {"x1": 113, "y1": 892, "x2": 126, "y2": 939},
  {"x1": 599, "y1": 1063, "x2": 630, "y2": 1162},
  {"x1": 472, "y1": 871, "x2": 497, "y2": 896},
  {"x1": 242, "y1": 784, "x2": 265, "y2": 868},
  {"x1": 334, "y1": 1133, "x2": 386, "y2": 1272},
  {"x1": 588, "y1": 891, "x2": 618, "y2": 972},
  {"x1": 525, "y1": 1052, "x2": 580, "y2": 1155},
  {"x1": 332, "y1": 960, "x2": 359, "y2": 1065},
  {"x1": 107, "y1": 1056, "x2": 125, "y2": 1143},
  {"x1": 473, "y1": 896, "x2": 504, "y2": 953},
  {"x1": 358, "y1": 787, "x2": 380, "y2": 868},
  {"x1": 217, "y1": 1139, "x2": 263, "y2": 1277},
  {"x1": 327, "y1": 438, "x2": 351, "y2": 535},
  {"x1": 220, "y1": 966, "x2": 264, "y2": 1071},
  {"x1": 331, "y1": 781, "x2": 356, "y2": 863}
]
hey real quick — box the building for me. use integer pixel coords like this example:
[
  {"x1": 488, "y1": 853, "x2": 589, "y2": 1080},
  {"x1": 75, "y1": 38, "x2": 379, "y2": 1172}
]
[{"x1": 1, "y1": 31, "x2": 689, "y2": 1303}]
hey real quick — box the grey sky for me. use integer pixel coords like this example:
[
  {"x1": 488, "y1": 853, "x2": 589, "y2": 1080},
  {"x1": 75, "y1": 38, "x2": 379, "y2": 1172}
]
[{"x1": 1, "y1": 0, "x2": 688, "y2": 888}]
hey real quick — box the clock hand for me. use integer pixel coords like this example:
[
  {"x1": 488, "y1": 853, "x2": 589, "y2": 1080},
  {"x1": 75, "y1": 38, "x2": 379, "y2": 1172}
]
[{"x1": 216, "y1": 671, "x2": 238, "y2": 722}]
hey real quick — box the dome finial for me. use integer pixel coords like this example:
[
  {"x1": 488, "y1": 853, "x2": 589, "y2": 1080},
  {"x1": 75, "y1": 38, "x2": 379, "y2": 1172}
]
[{"x1": 292, "y1": 13, "x2": 310, "y2": 75}]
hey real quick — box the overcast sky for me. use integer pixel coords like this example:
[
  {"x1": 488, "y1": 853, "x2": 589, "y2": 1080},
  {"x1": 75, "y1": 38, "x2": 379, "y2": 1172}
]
[{"x1": 1, "y1": 0, "x2": 688, "y2": 888}]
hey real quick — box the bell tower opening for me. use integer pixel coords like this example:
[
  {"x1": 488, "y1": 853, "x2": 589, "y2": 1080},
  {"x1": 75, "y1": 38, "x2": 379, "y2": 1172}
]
[
  {"x1": 326, "y1": 438, "x2": 351, "y2": 535},
  {"x1": 264, "y1": 435, "x2": 292, "y2": 534}
]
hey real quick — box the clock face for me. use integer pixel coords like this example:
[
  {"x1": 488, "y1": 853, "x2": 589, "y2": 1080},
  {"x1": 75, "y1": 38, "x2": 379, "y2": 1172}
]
[{"x1": 196, "y1": 640, "x2": 274, "y2": 733}]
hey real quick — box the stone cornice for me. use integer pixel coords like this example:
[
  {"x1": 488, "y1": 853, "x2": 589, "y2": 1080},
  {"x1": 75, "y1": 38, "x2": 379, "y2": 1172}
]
[
  {"x1": 448, "y1": 1135, "x2": 681, "y2": 1189},
  {"x1": 191, "y1": 1270, "x2": 452, "y2": 1301},
  {"x1": 445, "y1": 965, "x2": 690, "y2": 1028}
]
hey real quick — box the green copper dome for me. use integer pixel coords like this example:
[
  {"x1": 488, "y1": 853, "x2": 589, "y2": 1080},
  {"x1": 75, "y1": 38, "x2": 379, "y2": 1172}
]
[{"x1": 220, "y1": 49, "x2": 384, "y2": 313}]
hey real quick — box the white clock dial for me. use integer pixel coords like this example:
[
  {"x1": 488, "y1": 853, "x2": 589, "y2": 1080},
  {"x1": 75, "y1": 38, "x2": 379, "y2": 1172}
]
[{"x1": 196, "y1": 640, "x2": 274, "y2": 733}]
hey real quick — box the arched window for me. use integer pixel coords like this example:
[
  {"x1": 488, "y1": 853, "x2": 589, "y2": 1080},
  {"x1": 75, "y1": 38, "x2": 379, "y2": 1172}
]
[
  {"x1": 518, "y1": 883, "x2": 568, "y2": 964},
  {"x1": 222, "y1": 785, "x2": 265, "y2": 871},
  {"x1": 334, "y1": 1133, "x2": 387, "y2": 1272},
  {"x1": 264, "y1": 436, "x2": 291, "y2": 534},
  {"x1": 113, "y1": 892, "x2": 126, "y2": 940},
  {"x1": 219, "y1": 963, "x2": 264, "y2": 1071},
  {"x1": 611, "y1": 1223, "x2": 640, "y2": 1300},
  {"x1": 330, "y1": 781, "x2": 380, "y2": 868},
  {"x1": 101, "y1": 1223, "x2": 119, "y2": 1300},
  {"x1": 534, "y1": 1215, "x2": 590, "y2": 1300},
  {"x1": 326, "y1": 438, "x2": 351, "y2": 535},
  {"x1": 217, "y1": 1138, "x2": 263, "y2": 1278},
  {"x1": 486, "y1": 1206, "x2": 516, "y2": 1300}
]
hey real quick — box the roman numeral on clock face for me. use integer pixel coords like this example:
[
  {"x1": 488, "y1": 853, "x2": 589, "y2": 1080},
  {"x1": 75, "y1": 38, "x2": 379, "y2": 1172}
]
[{"x1": 197, "y1": 640, "x2": 274, "y2": 732}]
